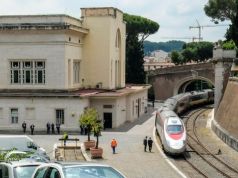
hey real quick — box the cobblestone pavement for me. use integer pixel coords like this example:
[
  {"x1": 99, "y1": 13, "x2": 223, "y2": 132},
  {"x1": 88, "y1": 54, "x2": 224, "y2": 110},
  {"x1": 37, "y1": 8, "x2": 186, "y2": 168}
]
[{"x1": 30, "y1": 107, "x2": 183, "y2": 178}]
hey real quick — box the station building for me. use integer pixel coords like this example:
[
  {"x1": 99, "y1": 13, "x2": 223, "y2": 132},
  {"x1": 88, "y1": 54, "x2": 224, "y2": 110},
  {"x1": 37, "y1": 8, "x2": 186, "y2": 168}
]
[{"x1": 0, "y1": 7, "x2": 149, "y2": 132}]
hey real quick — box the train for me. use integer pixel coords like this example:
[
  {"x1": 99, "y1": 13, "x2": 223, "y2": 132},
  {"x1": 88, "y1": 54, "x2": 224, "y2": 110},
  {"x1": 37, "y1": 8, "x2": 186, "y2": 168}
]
[{"x1": 155, "y1": 89, "x2": 214, "y2": 155}]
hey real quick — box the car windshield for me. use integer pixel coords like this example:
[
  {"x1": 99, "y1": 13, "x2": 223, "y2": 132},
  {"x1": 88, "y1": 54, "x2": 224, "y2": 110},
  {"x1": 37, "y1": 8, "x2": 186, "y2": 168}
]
[
  {"x1": 14, "y1": 165, "x2": 38, "y2": 178},
  {"x1": 167, "y1": 125, "x2": 183, "y2": 134},
  {"x1": 63, "y1": 166, "x2": 125, "y2": 178}
]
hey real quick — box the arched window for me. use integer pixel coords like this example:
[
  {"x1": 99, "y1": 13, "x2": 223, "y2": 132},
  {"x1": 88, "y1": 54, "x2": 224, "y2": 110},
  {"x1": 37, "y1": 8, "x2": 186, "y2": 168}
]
[{"x1": 115, "y1": 29, "x2": 121, "y2": 48}]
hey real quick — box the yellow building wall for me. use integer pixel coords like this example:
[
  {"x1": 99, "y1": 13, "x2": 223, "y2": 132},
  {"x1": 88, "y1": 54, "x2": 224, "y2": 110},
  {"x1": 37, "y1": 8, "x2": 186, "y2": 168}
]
[{"x1": 81, "y1": 8, "x2": 125, "y2": 89}]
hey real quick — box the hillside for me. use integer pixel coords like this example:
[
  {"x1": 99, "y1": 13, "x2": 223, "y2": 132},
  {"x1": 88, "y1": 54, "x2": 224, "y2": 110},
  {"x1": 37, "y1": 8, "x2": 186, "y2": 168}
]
[{"x1": 143, "y1": 40, "x2": 185, "y2": 55}]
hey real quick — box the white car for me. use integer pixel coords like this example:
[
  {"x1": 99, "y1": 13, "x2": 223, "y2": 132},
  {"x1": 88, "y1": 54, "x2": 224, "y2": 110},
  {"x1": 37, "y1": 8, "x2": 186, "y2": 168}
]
[
  {"x1": 32, "y1": 162, "x2": 126, "y2": 178},
  {"x1": 0, "y1": 161, "x2": 44, "y2": 178},
  {"x1": 0, "y1": 135, "x2": 50, "y2": 161}
]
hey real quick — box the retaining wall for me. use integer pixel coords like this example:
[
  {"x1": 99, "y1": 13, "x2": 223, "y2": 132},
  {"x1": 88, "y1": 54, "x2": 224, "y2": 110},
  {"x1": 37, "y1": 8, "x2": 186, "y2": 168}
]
[{"x1": 213, "y1": 78, "x2": 238, "y2": 151}]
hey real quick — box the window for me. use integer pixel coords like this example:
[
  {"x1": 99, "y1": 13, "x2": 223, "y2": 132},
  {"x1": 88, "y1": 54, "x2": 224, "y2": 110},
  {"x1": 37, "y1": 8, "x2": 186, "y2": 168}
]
[
  {"x1": 11, "y1": 61, "x2": 21, "y2": 84},
  {"x1": 34, "y1": 167, "x2": 48, "y2": 178},
  {"x1": 10, "y1": 60, "x2": 45, "y2": 85},
  {"x1": 23, "y1": 61, "x2": 33, "y2": 84},
  {"x1": 11, "y1": 108, "x2": 18, "y2": 124},
  {"x1": 103, "y1": 105, "x2": 113, "y2": 109},
  {"x1": 167, "y1": 125, "x2": 183, "y2": 134},
  {"x1": 35, "y1": 61, "x2": 45, "y2": 84},
  {"x1": 56, "y1": 109, "x2": 64, "y2": 124},
  {"x1": 73, "y1": 61, "x2": 80, "y2": 84},
  {"x1": 0, "y1": 165, "x2": 9, "y2": 178}
]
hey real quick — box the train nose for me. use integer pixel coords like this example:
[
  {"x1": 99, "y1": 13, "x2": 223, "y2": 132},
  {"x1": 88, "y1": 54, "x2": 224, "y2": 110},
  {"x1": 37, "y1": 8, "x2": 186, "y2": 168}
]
[{"x1": 169, "y1": 141, "x2": 184, "y2": 149}]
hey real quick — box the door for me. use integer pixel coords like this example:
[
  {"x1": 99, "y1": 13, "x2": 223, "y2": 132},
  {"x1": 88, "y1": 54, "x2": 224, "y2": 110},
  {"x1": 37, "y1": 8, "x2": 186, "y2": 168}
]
[{"x1": 103, "y1": 113, "x2": 112, "y2": 129}]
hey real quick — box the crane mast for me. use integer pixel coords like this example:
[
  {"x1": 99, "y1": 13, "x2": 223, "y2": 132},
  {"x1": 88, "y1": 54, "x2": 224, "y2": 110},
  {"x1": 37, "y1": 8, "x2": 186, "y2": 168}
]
[{"x1": 189, "y1": 20, "x2": 229, "y2": 42}]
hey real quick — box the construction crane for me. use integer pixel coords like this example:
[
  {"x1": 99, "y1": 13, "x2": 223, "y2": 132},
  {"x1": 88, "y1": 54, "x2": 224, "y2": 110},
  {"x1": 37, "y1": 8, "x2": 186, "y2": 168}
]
[
  {"x1": 161, "y1": 36, "x2": 201, "y2": 42},
  {"x1": 189, "y1": 19, "x2": 229, "y2": 42}
]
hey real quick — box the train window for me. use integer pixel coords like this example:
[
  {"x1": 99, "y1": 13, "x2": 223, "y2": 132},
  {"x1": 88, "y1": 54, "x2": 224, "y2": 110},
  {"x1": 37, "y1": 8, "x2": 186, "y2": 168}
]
[{"x1": 167, "y1": 125, "x2": 183, "y2": 134}]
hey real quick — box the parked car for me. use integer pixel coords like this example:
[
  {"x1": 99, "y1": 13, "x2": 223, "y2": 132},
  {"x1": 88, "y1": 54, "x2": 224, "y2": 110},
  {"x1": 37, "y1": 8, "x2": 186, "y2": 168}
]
[
  {"x1": 0, "y1": 135, "x2": 50, "y2": 161},
  {"x1": 32, "y1": 162, "x2": 126, "y2": 178},
  {"x1": 0, "y1": 161, "x2": 44, "y2": 178}
]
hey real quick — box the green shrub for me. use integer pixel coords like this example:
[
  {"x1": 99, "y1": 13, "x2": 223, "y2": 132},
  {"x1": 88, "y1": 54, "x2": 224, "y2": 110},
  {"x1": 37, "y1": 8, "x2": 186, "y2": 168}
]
[{"x1": 222, "y1": 40, "x2": 237, "y2": 50}]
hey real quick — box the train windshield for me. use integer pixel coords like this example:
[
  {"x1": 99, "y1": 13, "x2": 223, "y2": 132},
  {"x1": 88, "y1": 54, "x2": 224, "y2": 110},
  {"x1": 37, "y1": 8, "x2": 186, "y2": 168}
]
[{"x1": 167, "y1": 125, "x2": 183, "y2": 134}]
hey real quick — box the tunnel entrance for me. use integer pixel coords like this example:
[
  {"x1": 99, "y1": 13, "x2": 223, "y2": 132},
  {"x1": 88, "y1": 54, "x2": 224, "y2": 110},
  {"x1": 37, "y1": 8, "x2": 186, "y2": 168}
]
[{"x1": 178, "y1": 79, "x2": 214, "y2": 94}]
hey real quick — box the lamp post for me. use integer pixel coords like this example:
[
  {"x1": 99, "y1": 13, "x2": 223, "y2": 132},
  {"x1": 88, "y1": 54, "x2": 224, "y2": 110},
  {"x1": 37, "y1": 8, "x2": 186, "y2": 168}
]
[{"x1": 191, "y1": 70, "x2": 199, "y2": 91}]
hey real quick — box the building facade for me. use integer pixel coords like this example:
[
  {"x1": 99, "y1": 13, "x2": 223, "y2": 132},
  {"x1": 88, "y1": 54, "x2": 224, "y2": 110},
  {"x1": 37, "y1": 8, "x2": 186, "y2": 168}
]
[
  {"x1": 0, "y1": 7, "x2": 149, "y2": 132},
  {"x1": 143, "y1": 50, "x2": 174, "y2": 72}
]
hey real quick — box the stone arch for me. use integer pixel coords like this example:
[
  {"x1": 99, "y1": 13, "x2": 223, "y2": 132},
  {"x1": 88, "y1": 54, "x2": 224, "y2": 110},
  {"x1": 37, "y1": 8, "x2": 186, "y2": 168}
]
[{"x1": 173, "y1": 76, "x2": 214, "y2": 95}]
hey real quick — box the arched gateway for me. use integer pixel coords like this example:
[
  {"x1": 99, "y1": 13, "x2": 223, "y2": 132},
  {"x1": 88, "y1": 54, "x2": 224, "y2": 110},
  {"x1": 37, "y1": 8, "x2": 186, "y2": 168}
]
[{"x1": 147, "y1": 63, "x2": 215, "y2": 100}]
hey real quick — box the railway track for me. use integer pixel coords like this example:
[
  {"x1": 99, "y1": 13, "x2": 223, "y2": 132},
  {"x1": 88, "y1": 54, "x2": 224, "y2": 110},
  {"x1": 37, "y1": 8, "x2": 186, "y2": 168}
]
[{"x1": 183, "y1": 107, "x2": 238, "y2": 178}]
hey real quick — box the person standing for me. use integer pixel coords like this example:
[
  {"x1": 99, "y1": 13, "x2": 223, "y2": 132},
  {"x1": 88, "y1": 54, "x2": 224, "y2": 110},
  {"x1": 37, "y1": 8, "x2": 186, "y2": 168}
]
[
  {"x1": 80, "y1": 125, "x2": 84, "y2": 135},
  {"x1": 111, "y1": 138, "x2": 118, "y2": 154},
  {"x1": 22, "y1": 121, "x2": 27, "y2": 134},
  {"x1": 56, "y1": 122, "x2": 60, "y2": 134},
  {"x1": 148, "y1": 137, "x2": 153, "y2": 152},
  {"x1": 63, "y1": 132, "x2": 68, "y2": 146},
  {"x1": 143, "y1": 136, "x2": 148, "y2": 152},
  {"x1": 46, "y1": 122, "x2": 51, "y2": 134},
  {"x1": 30, "y1": 124, "x2": 35, "y2": 135},
  {"x1": 51, "y1": 123, "x2": 55, "y2": 134}
]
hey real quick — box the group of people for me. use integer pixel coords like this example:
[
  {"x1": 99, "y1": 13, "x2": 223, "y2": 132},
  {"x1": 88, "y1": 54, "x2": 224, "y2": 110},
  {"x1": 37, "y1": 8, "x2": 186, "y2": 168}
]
[
  {"x1": 22, "y1": 121, "x2": 35, "y2": 135},
  {"x1": 22, "y1": 121, "x2": 61, "y2": 135},
  {"x1": 143, "y1": 136, "x2": 153, "y2": 152},
  {"x1": 110, "y1": 136, "x2": 153, "y2": 154},
  {"x1": 46, "y1": 122, "x2": 61, "y2": 134}
]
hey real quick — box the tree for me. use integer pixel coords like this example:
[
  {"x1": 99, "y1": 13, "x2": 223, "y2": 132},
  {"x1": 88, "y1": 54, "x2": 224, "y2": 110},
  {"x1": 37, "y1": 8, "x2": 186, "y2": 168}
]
[
  {"x1": 123, "y1": 14, "x2": 159, "y2": 42},
  {"x1": 92, "y1": 120, "x2": 103, "y2": 149},
  {"x1": 143, "y1": 40, "x2": 185, "y2": 55},
  {"x1": 204, "y1": 0, "x2": 238, "y2": 46},
  {"x1": 195, "y1": 42, "x2": 213, "y2": 62},
  {"x1": 79, "y1": 108, "x2": 98, "y2": 142},
  {"x1": 183, "y1": 42, "x2": 213, "y2": 62},
  {"x1": 181, "y1": 48, "x2": 196, "y2": 63},
  {"x1": 126, "y1": 35, "x2": 145, "y2": 83},
  {"x1": 171, "y1": 42, "x2": 213, "y2": 64},
  {"x1": 171, "y1": 51, "x2": 184, "y2": 65},
  {"x1": 123, "y1": 13, "x2": 159, "y2": 84}
]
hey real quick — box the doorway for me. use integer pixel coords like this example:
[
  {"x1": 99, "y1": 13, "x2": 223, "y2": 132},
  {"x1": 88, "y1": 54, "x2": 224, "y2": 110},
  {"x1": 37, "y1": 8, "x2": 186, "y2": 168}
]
[{"x1": 103, "y1": 113, "x2": 112, "y2": 129}]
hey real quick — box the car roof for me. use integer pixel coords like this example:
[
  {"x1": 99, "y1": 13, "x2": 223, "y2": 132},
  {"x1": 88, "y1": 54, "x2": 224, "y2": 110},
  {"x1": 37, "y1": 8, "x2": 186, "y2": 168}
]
[
  {"x1": 35, "y1": 162, "x2": 126, "y2": 177},
  {"x1": 55, "y1": 162, "x2": 112, "y2": 168},
  {"x1": 0, "y1": 161, "x2": 44, "y2": 167}
]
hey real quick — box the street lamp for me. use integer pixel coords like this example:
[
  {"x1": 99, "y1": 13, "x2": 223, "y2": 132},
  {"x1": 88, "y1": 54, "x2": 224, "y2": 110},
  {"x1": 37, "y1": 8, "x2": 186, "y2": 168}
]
[
  {"x1": 191, "y1": 70, "x2": 199, "y2": 91},
  {"x1": 191, "y1": 70, "x2": 198, "y2": 79}
]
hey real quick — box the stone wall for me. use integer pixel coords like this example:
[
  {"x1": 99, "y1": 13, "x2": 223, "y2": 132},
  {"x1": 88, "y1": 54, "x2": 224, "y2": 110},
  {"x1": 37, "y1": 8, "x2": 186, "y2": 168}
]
[{"x1": 213, "y1": 78, "x2": 238, "y2": 151}]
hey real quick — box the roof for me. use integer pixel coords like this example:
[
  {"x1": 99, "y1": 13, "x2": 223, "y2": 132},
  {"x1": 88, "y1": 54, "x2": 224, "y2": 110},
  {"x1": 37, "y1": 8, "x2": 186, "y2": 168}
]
[
  {"x1": 0, "y1": 14, "x2": 89, "y2": 34},
  {"x1": 91, "y1": 85, "x2": 151, "y2": 98},
  {"x1": 0, "y1": 161, "x2": 43, "y2": 166},
  {"x1": 0, "y1": 85, "x2": 150, "y2": 98}
]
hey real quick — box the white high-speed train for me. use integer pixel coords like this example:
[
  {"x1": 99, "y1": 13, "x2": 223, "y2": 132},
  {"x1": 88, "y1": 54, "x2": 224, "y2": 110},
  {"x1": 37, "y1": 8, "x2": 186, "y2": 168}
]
[{"x1": 155, "y1": 89, "x2": 214, "y2": 155}]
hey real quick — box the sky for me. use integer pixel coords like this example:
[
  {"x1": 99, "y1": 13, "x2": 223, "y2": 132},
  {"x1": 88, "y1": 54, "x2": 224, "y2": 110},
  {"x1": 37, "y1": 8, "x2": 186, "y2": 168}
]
[{"x1": 0, "y1": 0, "x2": 230, "y2": 43}]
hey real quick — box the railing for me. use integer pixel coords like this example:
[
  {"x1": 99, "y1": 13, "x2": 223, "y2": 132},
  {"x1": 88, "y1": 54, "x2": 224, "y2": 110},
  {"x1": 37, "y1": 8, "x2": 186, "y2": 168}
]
[{"x1": 58, "y1": 138, "x2": 79, "y2": 147}]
